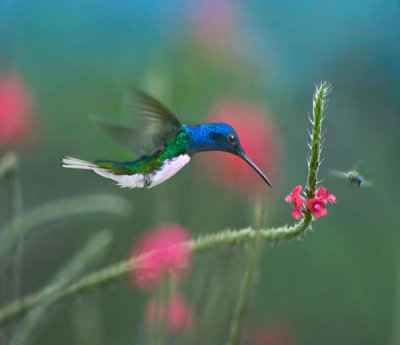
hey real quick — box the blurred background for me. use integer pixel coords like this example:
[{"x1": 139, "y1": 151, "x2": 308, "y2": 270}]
[{"x1": 1, "y1": 0, "x2": 400, "y2": 344}]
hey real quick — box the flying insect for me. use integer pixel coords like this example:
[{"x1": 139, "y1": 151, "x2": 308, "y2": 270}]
[{"x1": 330, "y1": 169, "x2": 371, "y2": 188}]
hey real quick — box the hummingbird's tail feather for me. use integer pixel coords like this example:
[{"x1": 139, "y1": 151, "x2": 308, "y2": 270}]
[
  {"x1": 62, "y1": 156, "x2": 147, "y2": 188},
  {"x1": 62, "y1": 156, "x2": 98, "y2": 170}
]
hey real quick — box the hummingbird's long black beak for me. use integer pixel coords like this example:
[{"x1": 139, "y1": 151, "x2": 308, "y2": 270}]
[{"x1": 237, "y1": 151, "x2": 272, "y2": 187}]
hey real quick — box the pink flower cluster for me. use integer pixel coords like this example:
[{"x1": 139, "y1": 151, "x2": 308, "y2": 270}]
[
  {"x1": 285, "y1": 186, "x2": 336, "y2": 219},
  {"x1": 146, "y1": 294, "x2": 194, "y2": 334},
  {"x1": 130, "y1": 224, "x2": 194, "y2": 334}
]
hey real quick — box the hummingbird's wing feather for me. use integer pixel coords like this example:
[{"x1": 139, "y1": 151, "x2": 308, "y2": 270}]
[
  {"x1": 360, "y1": 179, "x2": 372, "y2": 188},
  {"x1": 330, "y1": 169, "x2": 348, "y2": 179},
  {"x1": 352, "y1": 160, "x2": 363, "y2": 171},
  {"x1": 92, "y1": 116, "x2": 145, "y2": 156},
  {"x1": 91, "y1": 89, "x2": 182, "y2": 156},
  {"x1": 124, "y1": 88, "x2": 182, "y2": 149}
]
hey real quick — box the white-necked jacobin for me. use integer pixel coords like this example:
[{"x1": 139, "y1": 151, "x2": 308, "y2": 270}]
[{"x1": 62, "y1": 89, "x2": 271, "y2": 189}]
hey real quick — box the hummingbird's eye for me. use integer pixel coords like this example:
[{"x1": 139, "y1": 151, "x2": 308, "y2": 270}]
[{"x1": 227, "y1": 134, "x2": 237, "y2": 145}]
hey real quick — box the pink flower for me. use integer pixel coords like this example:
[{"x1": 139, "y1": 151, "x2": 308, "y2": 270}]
[
  {"x1": 285, "y1": 185, "x2": 306, "y2": 219},
  {"x1": 315, "y1": 187, "x2": 336, "y2": 204},
  {"x1": 200, "y1": 100, "x2": 280, "y2": 197},
  {"x1": 191, "y1": 0, "x2": 236, "y2": 53},
  {"x1": 0, "y1": 73, "x2": 34, "y2": 146},
  {"x1": 292, "y1": 196, "x2": 306, "y2": 219},
  {"x1": 146, "y1": 294, "x2": 194, "y2": 334},
  {"x1": 131, "y1": 224, "x2": 191, "y2": 290},
  {"x1": 284, "y1": 185, "x2": 302, "y2": 203},
  {"x1": 306, "y1": 198, "x2": 327, "y2": 218}
]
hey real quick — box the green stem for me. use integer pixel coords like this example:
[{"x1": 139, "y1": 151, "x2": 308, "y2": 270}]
[
  {"x1": 0, "y1": 218, "x2": 312, "y2": 326},
  {"x1": 9, "y1": 230, "x2": 112, "y2": 345},
  {"x1": 222, "y1": 81, "x2": 330, "y2": 345},
  {"x1": 0, "y1": 194, "x2": 131, "y2": 258},
  {"x1": 0, "y1": 153, "x2": 17, "y2": 180},
  {"x1": 226, "y1": 201, "x2": 266, "y2": 345},
  {"x1": 306, "y1": 82, "x2": 329, "y2": 200},
  {"x1": 4, "y1": 153, "x2": 23, "y2": 302}
]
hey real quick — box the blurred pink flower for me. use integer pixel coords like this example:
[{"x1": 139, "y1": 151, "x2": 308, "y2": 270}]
[
  {"x1": 191, "y1": 0, "x2": 236, "y2": 52},
  {"x1": 201, "y1": 100, "x2": 280, "y2": 196},
  {"x1": 315, "y1": 187, "x2": 336, "y2": 204},
  {"x1": 146, "y1": 294, "x2": 194, "y2": 334},
  {"x1": 131, "y1": 224, "x2": 192, "y2": 290},
  {"x1": 285, "y1": 185, "x2": 306, "y2": 219},
  {"x1": 0, "y1": 73, "x2": 34, "y2": 146},
  {"x1": 306, "y1": 198, "x2": 327, "y2": 218}
]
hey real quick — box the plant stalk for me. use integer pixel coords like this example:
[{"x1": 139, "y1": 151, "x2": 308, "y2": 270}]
[
  {"x1": 0, "y1": 219, "x2": 312, "y2": 326},
  {"x1": 226, "y1": 201, "x2": 266, "y2": 345},
  {"x1": 4, "y1": 153, "x2": 23, "y2": 302}
]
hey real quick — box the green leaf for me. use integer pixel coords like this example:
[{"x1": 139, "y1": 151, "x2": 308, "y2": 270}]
[
  {"x1": 0, "y1": 194, "x2": 131, "y2": 258},
  {"x1": 9, "y1": 230, "x2": 112, "y2": 345}
]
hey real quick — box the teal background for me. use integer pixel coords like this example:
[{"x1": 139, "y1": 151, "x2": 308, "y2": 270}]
[{"x1": 1, "y1": 1, "x2": 400, "y2": 344}]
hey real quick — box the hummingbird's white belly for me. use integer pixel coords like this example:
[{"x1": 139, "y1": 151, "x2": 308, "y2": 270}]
[
  {"x1": 95, "y1": 154, "x2": 190, "y2": 188},
  {"x1": 148, "y1": 154, "x2": 191, "y2": 188},
  {"x1": 92, "y1": 168, "x2": 146, "y2": 188}
]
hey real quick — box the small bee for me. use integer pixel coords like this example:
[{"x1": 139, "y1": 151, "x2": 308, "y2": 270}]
[{"x1": 330, "y1": 169, "x2": 371, "y2": 188}]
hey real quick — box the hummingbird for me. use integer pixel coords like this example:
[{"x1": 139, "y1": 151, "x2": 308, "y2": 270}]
[
  {"x1": 62, "y1": 89, "x2": 271, "y2": 189},
  {"x1": 330, "y1": 161, "x2": 371, "y2": 188},
  {"x1": 330, "y1": 169, "x2": 371, "y2": 188}
]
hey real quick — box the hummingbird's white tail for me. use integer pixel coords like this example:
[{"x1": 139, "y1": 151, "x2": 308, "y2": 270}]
[
  {"x1": 62, "y1": 156, "x2": 98, "y2": 170},
  {"x1": 62, "y1": 156, "x2": 146, "y2": 188}
]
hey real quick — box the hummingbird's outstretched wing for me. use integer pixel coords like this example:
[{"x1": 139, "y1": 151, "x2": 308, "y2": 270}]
[
  {"x1": 360, "y1": 179, "x2": 372, "y2": 188},
  {"x1": 92, "y1": 116, "x2": 144, "y2": 156},
  {"x1": 125, "y1": 88, "x2": 182, "y2": 149},
  {"x1": 353, "y1": 160, "x2": 363, "y2": 171},
  {"x1": 330, "y1": 169, "x2": 348, "y2": 179},
  {"x1": 95, "y1": 88, "x2": 182, "y2": 156}
]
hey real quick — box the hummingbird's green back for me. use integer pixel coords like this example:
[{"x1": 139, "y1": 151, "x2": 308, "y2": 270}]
[{"x1": 94, "y1": 127, "x2": 191, "y2": 176}]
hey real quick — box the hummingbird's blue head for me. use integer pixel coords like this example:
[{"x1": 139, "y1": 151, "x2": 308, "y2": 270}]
[
  {"x1": 186, "y1": 123, "x2": 242, "y2": 154},
  {"x1": 186, "y1": 123, "x2": 271, "y2": 187}
]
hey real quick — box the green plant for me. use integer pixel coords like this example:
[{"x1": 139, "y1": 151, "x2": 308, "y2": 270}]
[{"x1": 0, "y1": 83, "x2": 331, "y2": 344}]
